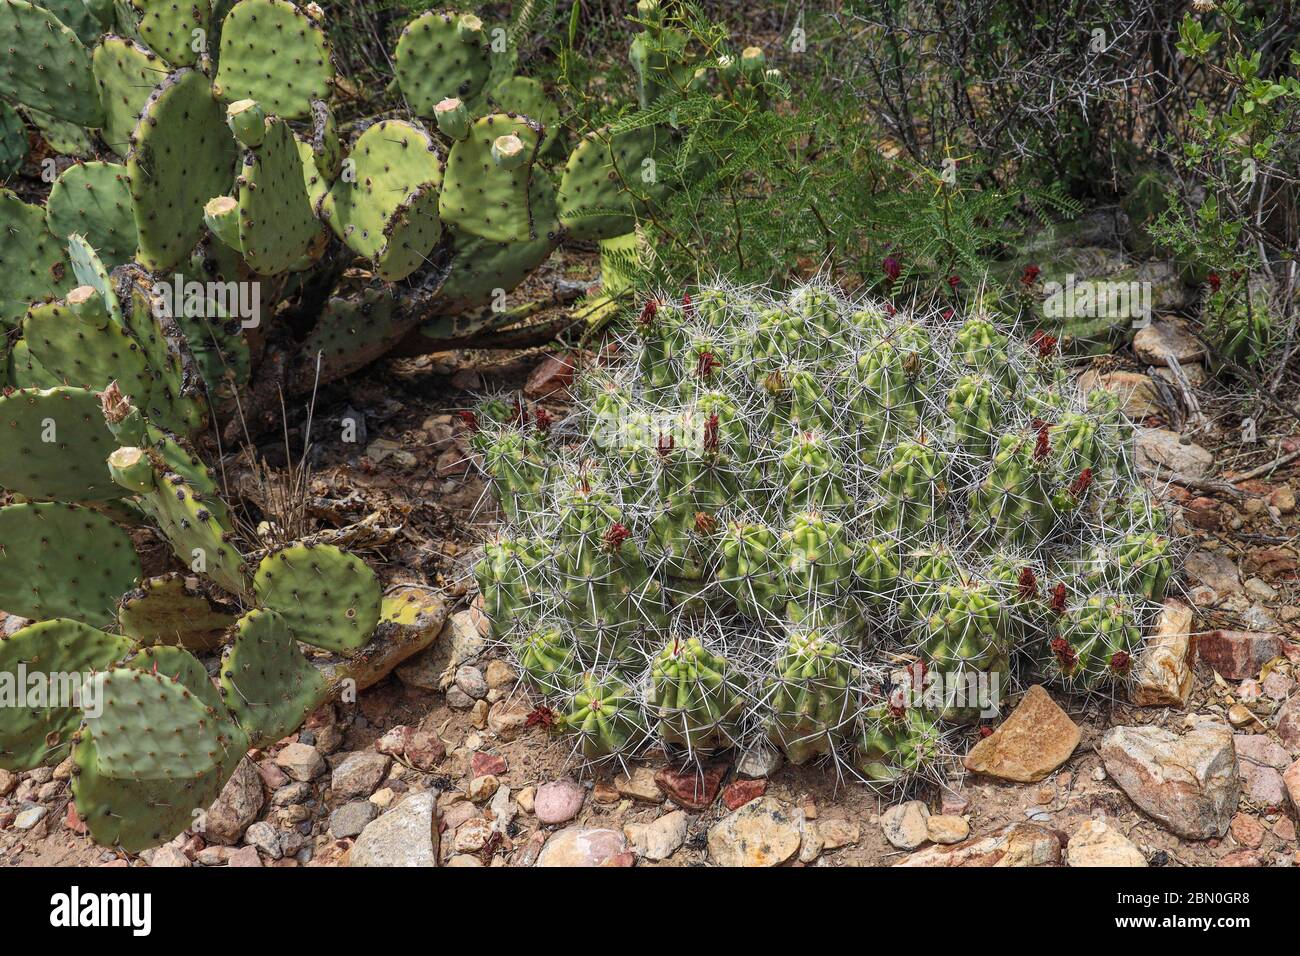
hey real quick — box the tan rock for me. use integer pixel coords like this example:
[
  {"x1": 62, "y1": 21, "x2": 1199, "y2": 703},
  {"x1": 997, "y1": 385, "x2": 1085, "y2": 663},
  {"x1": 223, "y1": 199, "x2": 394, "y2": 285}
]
[
  {"x1": 1077, "y1": 369, "x2": 1160, "y2": 418},
  {"x1": 964, "y1": 685, "x2": 1080, "y2": 782},
  {"x1": 1067, "y1": 818, "x2": 1146, "y2": 866},
  {"x1": 895, "y1": 823, "x2": 1062, "y2": 867},
  {"x1": 615, "y1": 766, "x2": 662, "y2": 803},
  {"x1": 1131, "y1": 599, "x2": 1195, "y2": 707},
  {"x1": 707, "y1": 797, "x2": 803, "y2": 867},
  {"x1": 881, "y1": 800, "x2": 930, "y2": 849},
  {"x1": 926, "y1": 815, "x2": 970, "y2": 845}
]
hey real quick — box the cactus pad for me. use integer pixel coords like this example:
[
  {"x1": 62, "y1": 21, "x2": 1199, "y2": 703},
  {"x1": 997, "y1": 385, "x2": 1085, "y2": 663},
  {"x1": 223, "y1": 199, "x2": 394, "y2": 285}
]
[
  {"x1": 393, "y1": 10, "x2": 492, "y2": 116},
  {"x1": 556, "y1": 124, "x2": 673, "y2": 240},
  {"x1": 45, "y1": 162, "x2": 138, "y2": 268},
  {"x1": 0, "y1": 501, "x2": 141, "y2": 626},
  {"x1": 128, "y1": 68, "x2": 237, "y2": 272},
  {"x1": 91, "y1": 35, "x2": 166, "y2": 156},
  {"x1": 439, "y1": 113, "x2": 543, "y2": 243},
  {"x1": 0, "y1": 618, "x2": 132, "y2": 770},
  {"x1": 235, "y1": 114, "x2": 321, "y2": 274},
  {"x1": 487, "y1": 76, "x2": 560, "y2": 151},
  {"x1": 132, "y1": 0, "x2": 206, "y2": 66},
  {"x1": 213, "y1": 0, "x2": 333, "y2": 120},
  {"x1": 117, "y1": 572, "x2": 238, "y2": 651},
  {"x1": 0, "y1": 386, "x2": 124, "y2": 500},
  {"x1": 0, "y1": 189, "x2": 70, "y2": 328},
  {"x1": 218, "y1": 607, "x2": 327, "y2": 747},
  {"x1": 252, "y1": 543, "x2": 381, "y2": 652},
  {"x1": 0, "y1": 100, "x2": 26, "y2": 176},
  {"x1": 0, "y1": 0, "x2": 103, "y2": 127}
]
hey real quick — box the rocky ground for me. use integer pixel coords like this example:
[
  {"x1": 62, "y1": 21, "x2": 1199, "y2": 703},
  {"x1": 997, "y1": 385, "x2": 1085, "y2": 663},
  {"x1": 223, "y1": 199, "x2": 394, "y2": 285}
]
[{"x1": 1, "y1": 255, "x2": 1298, "y2": 866}]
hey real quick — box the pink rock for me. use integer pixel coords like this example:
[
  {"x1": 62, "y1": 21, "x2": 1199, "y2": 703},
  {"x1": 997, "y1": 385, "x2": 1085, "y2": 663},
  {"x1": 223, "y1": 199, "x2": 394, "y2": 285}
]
[
  {"x1": 471, "y1": 752, "x2": 507, "y2": 778},
  {"x1": 535, "y1": 827, "x2": 627, "y2": 867},
  {"x1": 227, "y1": 846, "x2": 263, "y2": 867},
  {"x1": 535, "y1": 778, "x2": 585, "y2": 825},
  {"x1": 1235, "y1": 734, "x2": 1292, "y2": 769},
  {"x1": 1230, "y1": 813, "x2": 1266, "y2": 848},
  {"x1": 1283, "y1": 759, "x2": 1300, "y2": 814},
  {"x1": 524, "y1": 353, "x2": 576, "y2": 399},
  {"x1": 404, "y1": 731, "x2": 445, "y2": 771},
  {"x1": 256, "y1": 759, "x2": 289, "y2": 790},
  {"x1": 1240, "y1": 761, "x2": 1287, "y2": 806},
  {"x1": 1277, "y1": 695, "x2": 1300, "y2": 750},
  {"x1": 1197, "y1": 631, "x2": 1286, "y2": 680},
  {"x1": 722, "y1": 778, "x2": 767, "y2": 811},
  {"x1": 376, "y1": 726, "x2": 414, "y2": 756},
  {"x1": 1217, "y1": 849, "x2": 1262, "y2": 867}
]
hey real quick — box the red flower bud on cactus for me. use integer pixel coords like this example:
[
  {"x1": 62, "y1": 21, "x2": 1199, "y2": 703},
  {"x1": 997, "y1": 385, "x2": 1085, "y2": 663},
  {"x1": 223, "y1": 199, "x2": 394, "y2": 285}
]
[
  {"x1": 1033, "y1": 422, "x2": 1051, "y2": 461},
  {"x1": 1049, "y1": 583, "x2": 1067, "y2": 614},
  {"x1": 1109, "y1": 650, "x2": 1132, "y2": 674},
  {"x1": 1021, "y1": 264, "x2": 1041, "y2": 286},
  {"x1": 693, "y1": 511, "x2": 717, "y2": 535},
  {"x1": 978, "y1": 725, "x2": 994, "y2": 738},
  {"x1": 882, "y1": 256, "x2": 901, "y2": 282},
  {"x1": 535, "y1": 407, "x2": 554, "y2": 434},
  {"x1": 1029, "y1": 329, "x2": 1058, "y2": 358},
  {"x1": 603, "y1": 522, "x2": 631, "y2": 553},
  {"x1": 884, "y1": 302, "x2": 896, "y2": 316},
  {"x1": 683, "y1": 292, "x2": 694, "y2": 315},
  {"x1": 1069, "y1": 467, "x2": 1093, "y2": 498},
  {"x1": 696, "y1": 351, "x2": 721, "y2": 380},
  {"x1": 947, "y1": 274, "x2": 960, "y2": 289},
  {"x1": 1206, "y1": 273, "x2": 1221, "y2": 293},
  {"x1": 702, "y1": 413, "x2": 720, "y2": 453},
  {"x1": 1050, "y1": 636, "x2": 1077, "y2": 672},
  {"x1": 656, "y1": 432, "x2": 675, "y2": 458},
  {"x1": 458, "y1": 410, "x2": 479, "y2": 433},
  {"x1": 1018, "y1": 566, "x2": 1038, "y2": 600},
  {"x1": 638, "y1": 298, "x2": 659, "y2": 325},
  {"x1": 941, "y1": 307, "x2": 954, "y2": 321},
  {"x1": 887, "y1": 683, "x2": 907, "y2": 718}
]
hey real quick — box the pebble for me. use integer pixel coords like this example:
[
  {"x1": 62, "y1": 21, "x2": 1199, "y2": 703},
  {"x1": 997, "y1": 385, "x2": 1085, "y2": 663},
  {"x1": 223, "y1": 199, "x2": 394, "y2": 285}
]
[
  {"x1": 707, "y1": 797, "x2": 803, "y2": 867},
  {"x1": 926, "y1": 815, "x2": 970, "y2": 845},
  {"x1": 654, "y1": 763, "x2": 726, "y2": 810},
  {"x1": 274, "y1": 743, "x2": 326, "y2": 782},
  {"x1": 1068, "y1": 818, "x2": 1147, "y2": 867},
  {"x1": 445, "y1": 686, "x2": 475, "y2": 709},
  {"x1": 484, "y1": 660, "x2": 516, "y2": 689},
  {"x1": 624, "y1": 810, "x2": 689, "y2": 861},
  {"x1": 487, "y1": 699, "x2": 531, "y2": 740},
  {"x1": 469, "y1": 774, "x2": 500, "y2": 803},
  {"x1": 14, "y1": 806, "x2": 47, "y2": 830},
  {"x1": 721, "y1": 778, "x2": 767, "y2": 810},
  {"x1": 349, "y1": 792, "x2": 439, "y2": 867},
  {"x1": 881, "y1": 800, "x2": 930, "y2": 849},
  {"x1": 329, "y1": 801, "x2": 379, "y2": 839},
  {"x1": 454, "y1": 817, "x2": 495, "y2": 853},
  {"x1": 516, "y1": 786, "x2": 536, "y2": 814},
  {"x1": 535, "y1": 827, "x2": 627, "y2": 867},
  {"x1": 244, "y1": 821, "x2": 283, "y2": 860},
  {"x1": 470, "y1": 752, "x2": 507, "y2": 778},
  {"x1": 818, "y1": 818, "x2": 861, "y2": 850},
  {"x1": 614, "y1": 767, "x2": 661, "y2": 802},
  {"x1": 454, "y1": 665, "x2": 488, "y2": 700},
  {"x1": 535, "y1": 778, "x2": 585, "y2": 825},
  {"x1": 1230, "y1": 813, "x2": 1266, "y2": 849},
  {"x1": 203, "y1": 758, "x2": 264, "y2": 845},
  {"x1": 330, "y1": 751, "x2": 391, "y2": 799}
]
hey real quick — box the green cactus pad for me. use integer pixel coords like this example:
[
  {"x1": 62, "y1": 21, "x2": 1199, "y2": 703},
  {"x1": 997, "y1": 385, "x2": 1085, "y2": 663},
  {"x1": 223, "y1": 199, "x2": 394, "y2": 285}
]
[
  {"x1": 235, "y1": 115, "x2": 321, "y2": 274},
  {"x1": 132, "y1": 0, "x2": 206, "y2": 66},
  {"x1": 439, "y1": 113, "x2": 543, "y2": 243},
  {"x1": 128, "y1": 68, "x2": 237, "y2": 272},
  {"x1": 373, "y1": 180, "x2": 442, "y2": 281},
  {"x1": 0, "y1": 386, "x2": 125, "y2": 500},
  {"x1": 21, "y1": 292, "x2": 154, "y2": 405},
  {"x1": 0, "y1": 501, "x2": 141, "y2": 625},
  {"x1": 393, "y1": 9, "x2": 492, "y2": 116},
  {"x1": 45, "y1": 162, "x2": 138, "y2": 269},
  {"x1": 117, "y1": 572, "x2": 238, "y2": 652},
  {"x1": 487, "y1": 76, "x2": 560, "y2": 151},
  {"x1": 0, "y1": 0, "x2": 103, "y2": 127},
  {"x1": 213, "y1": 0, "x2": 333, "y2": 120},
  {"x1": 40, "y1": 0, "x2": 105, "y2": 43},
  {"x1": 0, "y1": 99, "x2": 27, "y2": 176},
  {"x1": 91, "y1": 34, "x2": 166, "y2": 156},
  {"x1": 125, "y1": 642, "x2": 224, "y2": 711},
  {"x1": 292, "y1": 286, "x2": 408, "y2": 390},
  {"x1": 0, "y1": 618, "x2": 133, "y2": 770},
  {"x1": 65, "y1": 232, "x2": 121, "y2": 322},
  {"x1": 556, "y1": 124, "x2": 673, "y2": 240},
  {"x1": 73, "y1": 668, "x2": 248, "y2": 852},
  {"x1": 6, "y1": 338, "x2": 62, "y2": 387},
  {"x1": 319, "y1": 119, "x2": 442, "y2": 259},
  {"x1": 22, "y1": 104, "x2": 95, "y2": 154},
  {"x1": 252, "y1": 543, "x2": 381, "y2": 652},
  {"x1": 0, "y1": 188, "x2": 70, "y2": 328},
  {"x1": 218, "y1": 607, "x2": 328, "y2": 747}
]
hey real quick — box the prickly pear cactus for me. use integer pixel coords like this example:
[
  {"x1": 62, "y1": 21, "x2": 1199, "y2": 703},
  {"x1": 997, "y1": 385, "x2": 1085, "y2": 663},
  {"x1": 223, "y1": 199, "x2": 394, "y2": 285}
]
[{"x1": 473, "y1": 283, "x2": 1180, "y2": 787}]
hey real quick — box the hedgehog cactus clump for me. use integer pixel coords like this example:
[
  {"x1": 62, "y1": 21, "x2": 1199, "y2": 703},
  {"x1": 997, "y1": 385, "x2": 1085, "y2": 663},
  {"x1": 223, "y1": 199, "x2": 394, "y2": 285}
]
[{"x1": 474, "y1": 281, "x2": 1182, "y2": 788}]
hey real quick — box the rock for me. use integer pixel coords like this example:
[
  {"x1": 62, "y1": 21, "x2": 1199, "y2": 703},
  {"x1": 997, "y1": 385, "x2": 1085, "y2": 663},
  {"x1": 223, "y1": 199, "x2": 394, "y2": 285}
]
[
  {"x1": 615, "y1": 766, "x2": 661, "y2": 803},
  {"x1": 445, "y1": 686, "x2": 474, "y2": 709},
  {"x1": 257, "y1": 759, "x2": 289, "y2": 791},
  {"x1": 349, "y1": 792, "x2": 440, "y2": 867},
  {"x1": 1230, "y1": 813, "x2": 1266, "y2": 848},
  {"x1": 243, "y1": 821, "x2": 282, "y2": 859},
  {"x1": 396, "y1": 610, "x2": 485, "y2": 691},
  {"x1": 487, "y1": 698, "x2": 531, "y2": 741},
  {"x1": 735, "y1": 744, "x2": 783, "y2": 779},
  {"x1": 471, "y1": 699, "x2": 490, "y2": 729},
  {"x1": 516, "y1": 786, "x2": 536, "y2": 814},
  {"x1": 1234, "y1": 734, "x2": 1292, "y2": 769},
  {"x1": 1067, "y1": 818, "x2": 1147, "y2": 867},
  {"x1": 881, "y1": 800, "x2": 931, "y2": 850},
  {"x1": 148, "y1": 845, "x2": 191, "y2": 868},
  {"x1": 940, "y1": 789, "x2": 970, "y2": 815},
  {"x1": 441, "y1": 801, "x2": 479, "y2": 832},
  {"x1": 818, "y1": 818, "x2": 861, "y2": 850},
  {"x1": 454, "y1": 817, "x2": 494, "y2": 853},
  {"x1": 1240, "y1": 761, "x2": 1286, "y2": 805},
  {"x1": 707, "y1": 797, "x2": 803, "y2": 867},
  {"x1": 1135, "y1": 428, "x2": 1214, "y2": 479},
  {"x1": 13, "y1": 806, "x2": 47, "y2": 830},
  {"x1": 1185, "y1": 550, "x2": 1243, "y2": 594},
  {"x1": 896, "y1": 823, "x2": 1062, "y2": 867},
  {"x1": 1133, "y1": 318, "x2": 1204, "y2": 365},
  {"x1": 330, "y1": 751, "x2": 391, "y2": 799},
  {"x1": 926, "y1": 815, "x2": 970, "y2": 845},
  {"x1": 370, "y1": 788, "x2": 395, "y2": 809},
  {"x1": 1276, "y1": 694, "x2": 1300, "y2": 750},
  {"x1": 471, "y1": 752, "x2": 507, "y2": 778},
  {"x1": 1197, "y1": 630, "x2": 1285, "y2": 680},
  {"x1": 319, "y1": 586, "x2": 446, "y2": 692},
  {"x1": 722, "y1": 778, "x2": 767, "y2": 810},
  {"x1": 270, "y1": 782, "x2": 311, "y2": 807},
  {"x1": 454, "y1": 664, "x2": 488, "y2": 700},
  {"x1": 446, "y1": 854, "x2": 484, "y2": 867},
  {"x1": 535, "y1": 778, "x2": 585, "y2": 825},
  {"x1": 0, "y1": 769, "x2": 16, "y2": 797},
  {"x1": 963, "y1": 685, "x2": 1080, "y2": 782},
  {"x1": 274, "y1": 742, "x2": 326, "y2": 782},
  {"x1": 1078, "y1": 370, "x2": 1160, "y2": 417},
  {"x1": 376, "y1": 726, "x2": 413, "y2": 756},
  {"x1": 524, "y1": 352, "x2": 576, "y2": 399},
  {"x1": 404, "y1": 730, "x2": 445, "y2": 771},
  {"x1": 1218, "y1": 849, "x2": 1263, "y2": 867},
  {"x1": 1284, "y1": 760, "x2": 1300, "y2": 814},
  {"x1": 1099, "y1": 723, "x2": 1239, "y2": 839},
  {"x1": 1131, "y1": 599, "x2": 1195, "y2": 707},
  {"x1": 625, "y1": 810, "x2": 690, "y2": 861},
  {"x1": 1262, "y1": 671, "x2": 1294, "y2": 701},
  {"x1": 484, "y1": 660, "x2": 516, "y2": 689},
  {"x1": 468, "y1": 774, "x2": 499, "y2": 803},
  {"x1": 489, "y1": 783, "x2": 514, "y2": 829},
  {"x1": 329, "y1": 801, "x2": 379, "y2": 839},
  {"x1": 655, "y1": 763, "x2": 726, "y2": 810},
  {"x1": 592, "y1": 780, "x2": 619, "y2": 804},
  {"x1": 535, "y1": 827, "x2": 627, "y2": 867},
  {"x1": 1244, "y1": 577, "x2": 1278, "y2": 602},
  {"x1": 1271, "y1": 485, "x2": 1296, "y2": 513},
  {"x1": 203, "y1": 758, "x2": 264, "y2": 846}
]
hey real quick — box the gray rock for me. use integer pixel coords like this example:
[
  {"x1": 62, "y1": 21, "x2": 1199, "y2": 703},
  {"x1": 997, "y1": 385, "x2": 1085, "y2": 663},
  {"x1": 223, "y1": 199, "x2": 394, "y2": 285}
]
[
  {"x1": 396, "y1": 610, "x2": 485, "y2": 691},
  {"x1": 445, "y1": 686, "x2": 475, "y2": 709},
  {"x1": 1133, "y1": 318, "x2": 1204, "y2": 366},
  {"x1": 330, "y1": 751, "x2": 391, "y2": 799},
  {"x1": 330, "y1": 800, "x2": 380, "y2": 838},
  {"x1": 625, "y1": 810, "x2": 689, "y2": 861},
  {"x1": 1135, "y1": 428, "x2": 1214, "y2": 479},
  {"x1": 1184, "y1": 550, "x2": 1242, "y2": 594},
  {"x1": 735, "y1": 743, "x2": 784, "y2": 779},
  {"x1": 270, "y1": 781, "x2": 313, "y2": 807},
  {"x1": 349, "y1": 792, "x2": 440, "y2": 867},
  {"x1": 203, "y1": 758, "x2": 264, "y2": 845},
  {"x1": 13, "y1": 806, "x2": 47, "y2": 830},
  {"x1": 454, "y1": 664, "x2": 488, "y2": 700},
  {"x1": 274, "y1": 742, "x2": 325, "y2": 782},
  {"x1": 1099, "y1": 722, "x2": 1239, "y2": 839},
  {"x1": 243, "y1": 821, "x2": 283, "y2": 860}
]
